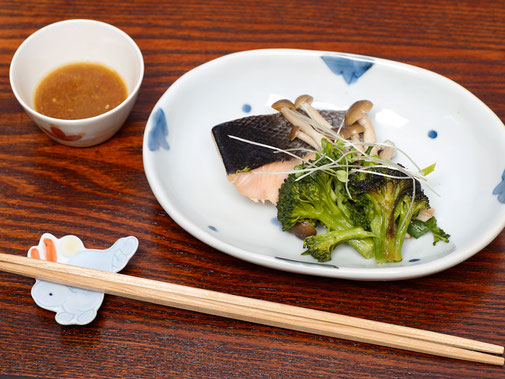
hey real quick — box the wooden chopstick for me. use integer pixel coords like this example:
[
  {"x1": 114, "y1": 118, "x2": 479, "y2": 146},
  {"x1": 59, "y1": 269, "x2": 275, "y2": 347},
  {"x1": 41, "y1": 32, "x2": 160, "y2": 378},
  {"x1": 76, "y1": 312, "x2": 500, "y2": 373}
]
[{"x1": 0, "y1": 253, "x2": 503, "y2": 366}]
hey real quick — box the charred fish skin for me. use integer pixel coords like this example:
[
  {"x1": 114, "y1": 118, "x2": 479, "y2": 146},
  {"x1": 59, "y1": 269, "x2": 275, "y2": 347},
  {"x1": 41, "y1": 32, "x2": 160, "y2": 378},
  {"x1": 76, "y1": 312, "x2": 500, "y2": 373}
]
[
  {"x1": 212, "y1": 110, "x2": 345, "y2": 175},
  {"x1": 212, "y1": 113, "x2": 307, "y2": 174}
]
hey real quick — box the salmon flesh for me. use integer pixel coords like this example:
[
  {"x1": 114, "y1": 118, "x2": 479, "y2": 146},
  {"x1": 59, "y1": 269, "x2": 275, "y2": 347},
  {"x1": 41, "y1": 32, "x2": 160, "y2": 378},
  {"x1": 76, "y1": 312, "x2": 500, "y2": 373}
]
[{"x1": 212, "y1": 110, "x2": 345, "y2": 203}]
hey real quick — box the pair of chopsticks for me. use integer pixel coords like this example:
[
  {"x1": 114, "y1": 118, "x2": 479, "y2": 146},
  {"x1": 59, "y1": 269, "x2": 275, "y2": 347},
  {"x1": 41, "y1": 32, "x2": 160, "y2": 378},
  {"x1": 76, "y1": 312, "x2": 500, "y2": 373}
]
[{"x1": 0, "y1": 252, "x2": 503, "y2": 366}]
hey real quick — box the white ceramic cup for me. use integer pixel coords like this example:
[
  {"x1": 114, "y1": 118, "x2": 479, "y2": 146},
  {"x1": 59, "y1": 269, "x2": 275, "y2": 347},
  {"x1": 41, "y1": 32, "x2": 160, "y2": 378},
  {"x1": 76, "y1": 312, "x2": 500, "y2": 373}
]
[{"x1": 9, "y1": 19, "x2": 144, "y2": 147}]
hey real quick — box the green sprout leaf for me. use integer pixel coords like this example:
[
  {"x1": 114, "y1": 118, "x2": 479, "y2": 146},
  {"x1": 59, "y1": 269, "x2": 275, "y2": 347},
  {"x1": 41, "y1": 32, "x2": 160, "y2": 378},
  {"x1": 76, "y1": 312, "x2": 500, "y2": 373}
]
[
  {"x1": 336, "y1": 170, "x2": 349, "y2": 183},
  {"x1": 421, "y1": 163, "x2": 436, "y2": 176},
  {"x1": 235, "y1": 166, "x2": 251, "y2": 174}
]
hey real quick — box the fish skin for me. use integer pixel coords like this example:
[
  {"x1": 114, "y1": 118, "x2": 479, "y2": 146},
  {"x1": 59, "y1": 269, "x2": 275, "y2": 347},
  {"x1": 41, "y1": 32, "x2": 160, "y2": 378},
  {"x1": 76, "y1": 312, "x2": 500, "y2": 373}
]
[
  {"x1": 212, "y1": 110, "x2": 345, "y2": 174},
  {"x1": 212, "y1": 110, "x2": 344, "y2": 204}
]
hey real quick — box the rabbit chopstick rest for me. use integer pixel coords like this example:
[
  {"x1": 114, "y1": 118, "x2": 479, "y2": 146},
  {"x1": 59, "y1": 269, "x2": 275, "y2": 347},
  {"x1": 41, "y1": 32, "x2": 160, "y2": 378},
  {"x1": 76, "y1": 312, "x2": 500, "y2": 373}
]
[{"x1": 27, "y1": 233, "x2": 138, "y2": 325}]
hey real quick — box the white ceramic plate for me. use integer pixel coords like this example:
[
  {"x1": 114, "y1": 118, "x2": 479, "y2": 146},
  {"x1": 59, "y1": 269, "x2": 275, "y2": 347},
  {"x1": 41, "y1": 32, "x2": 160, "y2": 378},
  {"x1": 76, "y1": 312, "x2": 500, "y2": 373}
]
[{"x1": 143, "y1": 49, "x2": 505, "y2": 280}]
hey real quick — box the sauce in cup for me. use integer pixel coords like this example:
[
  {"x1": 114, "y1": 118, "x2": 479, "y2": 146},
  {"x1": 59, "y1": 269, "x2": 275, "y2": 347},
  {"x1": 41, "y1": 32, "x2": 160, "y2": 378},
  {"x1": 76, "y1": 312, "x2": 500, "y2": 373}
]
[{"x1": 34, "y1": 62, "x2": 127, "y2": 120}]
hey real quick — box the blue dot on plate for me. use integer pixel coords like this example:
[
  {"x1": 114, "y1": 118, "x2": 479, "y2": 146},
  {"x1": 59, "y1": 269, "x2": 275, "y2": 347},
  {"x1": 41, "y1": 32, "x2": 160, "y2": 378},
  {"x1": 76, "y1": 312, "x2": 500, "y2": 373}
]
[
  {"x1": 208, "y1": 225, "x2": 218, "y2": 232},
  {"x1": 242, "y1": 104, "x2": 252, "y2": 113},
  {"x1": 409, "y1": 258, "x2": 421, "y2": 263},
  {"x1": 428, "y1": 130, "x2": 438, "y2": 139}
]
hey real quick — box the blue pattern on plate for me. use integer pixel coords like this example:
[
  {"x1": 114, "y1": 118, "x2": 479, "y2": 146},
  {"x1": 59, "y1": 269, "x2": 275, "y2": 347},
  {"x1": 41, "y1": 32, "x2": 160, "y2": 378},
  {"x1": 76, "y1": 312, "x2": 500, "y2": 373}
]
[
  {"x1": 493, "y1": 169, "x2": 505, "y2": 203},
  {"x1": 208, "y1": 225, "x2": 218, "y2": 232},
  {"x1": 428, "y1": 130, "x2": 438, "y2": 139},
  {"x1": 409, "y1": 258, "x2": 421, "y2": 263},
  {"x1": 321, "y1": 55, "x2": 374, "y2": 84},
  {"x1": 242, "y1": 104, "x2": 252, "y2": 113},
  {"x1": 271, "y1": 217, "x2": 281, "y2": 227},
  {"x1": 275, "y1": 256, "x2": 339, "y2": 269},
  {"x1": 148, "y1": 108, "x2": 170, "y2": 151}
]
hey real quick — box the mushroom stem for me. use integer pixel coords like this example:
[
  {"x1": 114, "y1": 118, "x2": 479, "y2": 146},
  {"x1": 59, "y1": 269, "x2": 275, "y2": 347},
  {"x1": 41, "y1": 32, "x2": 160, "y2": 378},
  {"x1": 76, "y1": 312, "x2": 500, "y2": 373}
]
[
  {"x1": 351, "y1": 134, "x2": 365, "y2": 153},
  {"x1": 357, "y1": 116, "x2": 378, "y2": 156},
  {"x1": 285, "y1": 109, "x2": 326, "y2": 150},
  {"x1": 341, "y1": 122, "x2": 366, "y2": 151},
  {"x1": 378, "y1": 140, "x2": 396, "y2": 160},
  {"x1": 295, "y1": 94, "x2": 335, "y2": 132},
  {"x1": 272, "y1": 99, "x2": 326, "y2": 150},
  {"x1": 344, "y1": 100, "x2": 377, "y2": 156},
  {"x1": 350, "y1": 133, "x2": 364, "y2": 151},
  {"x1": 290, "y1": 127, "x2": 320, "y2": 150},
  {"x1": 413, "y1": 208, "x2": 435, "y2": 222}
]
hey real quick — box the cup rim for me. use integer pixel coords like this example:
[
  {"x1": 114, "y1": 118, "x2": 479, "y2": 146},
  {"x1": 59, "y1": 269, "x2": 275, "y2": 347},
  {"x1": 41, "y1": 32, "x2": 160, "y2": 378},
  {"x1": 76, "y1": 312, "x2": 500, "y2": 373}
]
[{"x1": 9, "y1": 19, "x2": 144, "y2": 124}]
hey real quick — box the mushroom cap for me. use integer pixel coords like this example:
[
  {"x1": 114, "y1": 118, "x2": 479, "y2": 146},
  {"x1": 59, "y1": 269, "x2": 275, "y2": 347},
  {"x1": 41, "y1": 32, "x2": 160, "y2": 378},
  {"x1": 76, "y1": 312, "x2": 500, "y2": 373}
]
[
  {"x1": 291, "y1": 221, "x2": 317, "y2": 239},
  {"x1": 344, "y1": 100, "x2": 373, "y2": 126},
  {"x1": 289, "y1": 125, "x2": 300, "y2": 140},
  {"x1": 272, "y1": 99, "x2": 295, "y2": 112},
  {"x1": 294, "y1": 94, "x2": 314, "y2": 109},
  {"x1": 335, "y1": 122, "x2": 366, "y2": 140},
  {"x1": 335, "y1": 127, "x2": 351, "y2": 139},
  {"x1": 347, "y1": 122, "x2": 366, "y2": 136}
]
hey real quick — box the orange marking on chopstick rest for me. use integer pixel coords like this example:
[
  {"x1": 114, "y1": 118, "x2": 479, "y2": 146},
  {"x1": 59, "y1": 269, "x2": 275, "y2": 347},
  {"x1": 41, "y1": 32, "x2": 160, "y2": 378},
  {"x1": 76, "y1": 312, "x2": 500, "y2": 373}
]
[
  {"x1": 43, "y1": 238, "x2": 57, "y2": 262},
  {"x1": 29, "y1": 247, "x2": 40, "y2": 259}
]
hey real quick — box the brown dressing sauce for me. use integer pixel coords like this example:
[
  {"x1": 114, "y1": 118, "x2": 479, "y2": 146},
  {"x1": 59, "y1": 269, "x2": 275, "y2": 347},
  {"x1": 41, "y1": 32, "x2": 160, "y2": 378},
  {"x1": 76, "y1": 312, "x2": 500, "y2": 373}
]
[{"x1": 34, "y1": 62, "x2": 128, "y2": 120}]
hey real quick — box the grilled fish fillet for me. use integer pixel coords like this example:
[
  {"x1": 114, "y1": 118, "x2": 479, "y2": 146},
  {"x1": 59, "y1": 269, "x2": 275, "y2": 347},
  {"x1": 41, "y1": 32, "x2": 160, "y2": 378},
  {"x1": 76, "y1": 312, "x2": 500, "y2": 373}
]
[{"x1": 212, "y1": 110, "x2": 344, "y2": 204}]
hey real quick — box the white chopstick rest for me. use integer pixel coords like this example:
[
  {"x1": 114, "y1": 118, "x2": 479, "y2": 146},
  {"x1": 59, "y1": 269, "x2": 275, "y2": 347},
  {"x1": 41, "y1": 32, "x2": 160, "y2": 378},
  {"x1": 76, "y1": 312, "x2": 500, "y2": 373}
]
[{"x1": 25, "y1": 233, "x2": 138, "y2": 325}]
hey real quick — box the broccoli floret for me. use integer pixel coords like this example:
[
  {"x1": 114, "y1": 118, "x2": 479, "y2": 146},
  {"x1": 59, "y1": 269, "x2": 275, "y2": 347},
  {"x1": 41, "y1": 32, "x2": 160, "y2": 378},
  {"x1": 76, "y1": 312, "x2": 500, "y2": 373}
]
[
  {"x1": 302, "y1": 228, "x2": 375, "y2": 262},
  {"x1": 347, "y1": 194, "x2": 373, "y2": 231},
  {"x1": 277, "y1": 170, "x2": 339, "y2": 231},
  {"x1": 349, "y1": 168, "x2": 430, "y2": 263},
  {"x1": 276, "y1": 139, "x2": 449, "y2": 264},
  {"x1": 276, "y1": 153, "x2": 374, "y2": 259}
]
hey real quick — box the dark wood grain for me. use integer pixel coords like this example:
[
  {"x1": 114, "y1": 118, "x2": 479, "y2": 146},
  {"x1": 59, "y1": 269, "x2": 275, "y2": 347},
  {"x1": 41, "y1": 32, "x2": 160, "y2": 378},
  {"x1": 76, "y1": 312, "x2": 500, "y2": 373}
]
[{"x1": 0, "y1": 0, "x2": 504, "y2": 377}]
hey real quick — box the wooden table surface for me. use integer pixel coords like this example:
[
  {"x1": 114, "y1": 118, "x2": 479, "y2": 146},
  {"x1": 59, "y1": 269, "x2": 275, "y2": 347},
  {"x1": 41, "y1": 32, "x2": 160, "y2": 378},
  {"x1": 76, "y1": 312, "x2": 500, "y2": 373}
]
[{"x1": 1, "y1": 0, "x2": 504, "y2": 377}]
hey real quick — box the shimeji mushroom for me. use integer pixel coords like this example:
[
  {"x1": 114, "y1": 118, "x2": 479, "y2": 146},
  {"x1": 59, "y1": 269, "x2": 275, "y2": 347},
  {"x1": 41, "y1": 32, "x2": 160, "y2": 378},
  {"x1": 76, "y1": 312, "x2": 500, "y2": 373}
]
[
  {"x1": 344, "y1": 100, "x2": 378, "y2": 155},
  {"x1": 294, "y1": 95, "x2": 371, "y2": 147},
  {"x1": 378, "y1": 140, "x2": 397, "y2": 160},
  {"x1": 274, "y1": 96, "x2": 395, "y2": 162},
  {"x1": 291, "y1": 221, "x2": 317, "y2": 239},
  {"x1": 272, "y1": 99, "x2": 326, "y2": 150},
  {"x1": 414, "y1": 207, "x2": 435, "y2": 222},
  {"x1": 289, "y1": 123, "x2": 319, "y2": 147},
  {"x1": 340, "y1": 122, "x2": 366, "y2": 146},
  {"x1": 294, "y1": 94, "x2": 336, "y2": 131}
]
